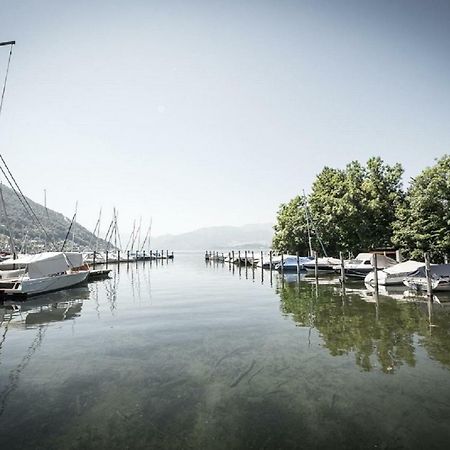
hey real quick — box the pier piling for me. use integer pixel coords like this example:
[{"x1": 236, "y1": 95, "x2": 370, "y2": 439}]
[{"x1": 424, "y1": 252, "x2": 433, "y2": 301}]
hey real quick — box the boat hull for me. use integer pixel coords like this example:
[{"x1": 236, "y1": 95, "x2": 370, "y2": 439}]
[{"x1": 0, "y1": 271, "x2": 89, "y2": 298}]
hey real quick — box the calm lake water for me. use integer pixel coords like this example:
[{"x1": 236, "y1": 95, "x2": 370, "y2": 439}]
[{"x1": 1, "y1": 253, "x2": 450, "y2": 449}]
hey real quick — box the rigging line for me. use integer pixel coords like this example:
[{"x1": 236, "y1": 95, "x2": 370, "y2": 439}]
[
  {"x1": 0, "y1": 182, "x2": 15, "y2": 254},
  {"x1": 0, "y1": 43, "x2": 13, "y2": 120},
  {"x1": 0, "y1": 154, "x2": 56, "y2": 250}
]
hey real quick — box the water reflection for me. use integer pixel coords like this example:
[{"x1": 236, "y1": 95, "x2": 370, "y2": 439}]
[{"x1": 213, "y1": 262, "x2": 450, "y2": 374}]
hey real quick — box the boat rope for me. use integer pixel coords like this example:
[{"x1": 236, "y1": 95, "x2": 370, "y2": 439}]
[
  {"x1": 0, "y1": 182, "x2": 15, "y2": 254},
  {"x1": 0, "y1": 42, "x2": 13, "y2": 120},
  {"x1": 0, "y1": 42, "x2": 56, "y2": 251},
  {"x1": 0, "y1": 156, "x2": 56, "y2": 250}
]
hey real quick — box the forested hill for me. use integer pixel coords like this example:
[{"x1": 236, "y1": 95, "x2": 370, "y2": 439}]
[{"x1": 0, "y1": 184, "x2": 107, "y2": 253}]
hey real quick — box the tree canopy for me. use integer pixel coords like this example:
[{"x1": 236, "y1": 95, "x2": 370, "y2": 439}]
[
  {"x1": 392, "y1": 155, "x2": 450, "y2": 261},
  {"x1": 273, "y1": 157, "x2": 405, "y2": 256}
]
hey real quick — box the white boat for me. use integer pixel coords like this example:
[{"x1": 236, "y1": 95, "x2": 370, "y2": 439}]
[
  {"x1": 335, "y1": 253, "x2": 397, "y2": 279},
  {"x1": 304, "y1": 257, "x2": 341, "y2": 274},
  {"x1": 364, "y1": 260, "x2": 424, "y2": 286},
  {"x1": 404, "y1": 264, "x2": 450, "y2": 292},
  {"x1": 0, "y1": 252, "x2": 89, "y2": 298},
  {"x1": 276, "y1": 256, "x2": 312, "y2": 272}
]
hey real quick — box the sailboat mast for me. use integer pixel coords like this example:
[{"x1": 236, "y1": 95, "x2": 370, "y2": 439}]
[{"x1": 303, "y1": 191, "x2": 313, "y2": 257}]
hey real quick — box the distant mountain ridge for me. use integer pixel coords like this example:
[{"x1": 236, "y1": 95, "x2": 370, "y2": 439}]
[
  {"x1": 0, "y1": 184, "x2": 108, "y2": 253},
  {"x1": 151, "y1": 223, "x2": 274, "y2": 251}
]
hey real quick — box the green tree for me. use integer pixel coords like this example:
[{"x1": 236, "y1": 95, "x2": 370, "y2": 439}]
[
  {"x1": 393, "y1": 155, "x2": 450, "y2": 261},
  {"x1": 273, "y1": 157, "x2": 404, "y2": 255},
  {"x1": 272, "y1": 195, "x2": 311, "y2": 254}
]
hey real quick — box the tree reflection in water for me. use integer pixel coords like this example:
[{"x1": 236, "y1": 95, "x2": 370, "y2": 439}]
[{"x1": 277, "y1": 278, "x2": 450, "y2": 373}]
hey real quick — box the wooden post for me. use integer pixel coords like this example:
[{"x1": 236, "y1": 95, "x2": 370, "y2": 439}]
[
  {"x1": 118, "y1": 250, "x2": 121, "y2": 263},
  {"x1": 251, "y1": 250, "x2": 254, "y2": 266},
  {"x1": 314, "y1": 251, "x2": 318, "y2": 279},
  {"x1": 269, "y1": 251, "x2": 273, "y2": 271},
  {"x1": 106, "y1": 250, "x2": 109, "y2": 268},
  {"x1": 373, "y1": 253, "x2": 379, "y2": 292},
  {"x1": 245, "y1": 250, "x2": 248, "y2": 269},
  {"x1": 127, "y1": 250, "x2": 130, "y2": 263},
  {"x1": 93, "y1": 251, "x2": 96, "y2": 268},
  {"x1": 232, "y1": 250, "x2": 235, "y2": 264},
  {"x1": 238, "y1": 250, "x2": 241, "y2": 265},
  {"x1": 424, "y1": 252, "x2": 433, "y2": 300},
  {"x1": 260, "y1": 251, "x2": 263, "y2": 269},
  {"x1": 281, "y1": 253, "x2": 284, "y2": 273},
  {"x1": 150, "y1": 250, "x2": 153, "y2": 261},
  {"x1": 296, "y1": 251, "x2": 300, "y2": 275},
  {"x1": 340, "y1": 251, "x2": 345, "y2": 284},
  {"x1": 166, "y1": 250, "x2": 169, "y2": 260}
]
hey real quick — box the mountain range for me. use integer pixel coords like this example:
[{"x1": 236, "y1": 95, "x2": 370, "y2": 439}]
[{"x1": 151, "y1": 223, "x2": 274, "y2": 251}]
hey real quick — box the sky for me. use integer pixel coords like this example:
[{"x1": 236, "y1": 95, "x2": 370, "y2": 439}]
[{"x1": 0, "y1": 0, "x2": 449, "y2": 237}]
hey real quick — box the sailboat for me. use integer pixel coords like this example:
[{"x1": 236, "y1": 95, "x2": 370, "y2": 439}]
[{"x1": 0, "y1": 252, "x2": 89, "y2": 298}]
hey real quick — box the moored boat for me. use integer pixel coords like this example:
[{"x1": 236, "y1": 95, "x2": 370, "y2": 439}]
[
  {"x1": 404, "y1": 264, "x2": 450, "y2": 292},
  {"x1": 0, "y1": 252, "x2": 89, "y2": 299},
  {"x1": 336, "y1": 253, "x2": 397, "y2": 279},
  {"x1": 364, "y1": 260, "x2": 424, "y2": 286}
]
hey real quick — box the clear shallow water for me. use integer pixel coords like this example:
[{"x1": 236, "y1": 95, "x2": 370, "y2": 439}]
[{"x1": 1, "y1": 254, "x2": 450, "y2": 449}]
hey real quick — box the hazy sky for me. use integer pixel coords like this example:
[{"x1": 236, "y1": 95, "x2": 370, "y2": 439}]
[{"x1": 0, "y1": 0, "x2": 449, "y2": 236}]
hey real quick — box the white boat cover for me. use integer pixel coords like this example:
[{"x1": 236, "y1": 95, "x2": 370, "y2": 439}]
[
  {"x1": 383, "y1": 260, "x2": 424, "y2": 275},
  {"x1": 0, "y1": 252, "x2": 83, "y2": 279}
]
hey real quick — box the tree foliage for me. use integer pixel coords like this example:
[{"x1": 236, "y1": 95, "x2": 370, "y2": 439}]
[
  {"x1": 272, "y1": 196, "x2": 311, "y2": 254},
  {"x1": 392, "y1": 155, "x2": 450, "y2": 261},
  {"x1": 273, "y1": 157, "x2": 405, "y2": 255}
]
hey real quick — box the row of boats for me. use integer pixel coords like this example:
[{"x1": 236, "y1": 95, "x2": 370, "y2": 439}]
[
  {"x1": 208, "y1": 252, "x2": 450, "y2": 293},
  {"x1": 0, "y1": 249, "x2": 172, "y2": 299}
]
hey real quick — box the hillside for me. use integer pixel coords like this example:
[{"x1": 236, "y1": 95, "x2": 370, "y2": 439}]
[
  {"x1": 151, "y1": 223, "x2": 274, "y2": 251},
  {"x1": 0, "y1": 184, "x2": 108, "y2": 253}
]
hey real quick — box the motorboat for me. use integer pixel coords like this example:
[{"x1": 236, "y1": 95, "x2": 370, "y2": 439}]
[
  {"x1": 364, "y1": 260, "x2": 424, "y2": 286},
  {"x1": 304, "y1": 257, "x2": 341, "y2": 274},
  {"x1": 335, "y1": 253, "x2": 397, "y2": 279},
  {"x1": 0, "y1": 252, "x2": 89, "y2": 298},
  {"x1": 275, "y1": 256, "x2": 312, "y2": 272},
  {"x1": 404, "y1": 264, "x2": 450, "y2": 292}
]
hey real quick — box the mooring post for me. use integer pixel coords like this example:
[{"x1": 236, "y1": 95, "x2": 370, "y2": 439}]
[
  {"x1": 373, "y1": 253, "x2": 379, "y2": 292},
  {"x1": 238, "y1": 250, "x2": 241, "y2": 265},
  {"x1": 245, "y1": 251, "x2": 248, "y2": 269},
  {"x1": 93, "y1": 251, "x2": 96, "y2": 268},
  {"x1": 296, "y1": 251, "x2": 300, "y2": 275},
  {"x1": 269, "y1": 251, "x2": 273, "y2": 271},
  {"x1": 424, "y1": 252, "x2": 433, "y2": 301},
  {"x1": 232, "y1": 250, "x2": 235, "y2": 264},
  {"x1": 136, "y1": 250, "x2": 139, "y2": 264},
  {"x1": 340, "y1": 251, "x2": 345, "y2": 284},
  {"x1": 251, "y1": 250, "x2": 254, "y2": 265},
  {"x1": 106, "y1": 250, "x2": 109, "y2": 268},
  {"x1": 127, "y1": 250, "x2": 130, "y2": 264},
  {"x1": 315, "y1": 251, "x2": 318, "y2": 279},
  {"x1": 281, "y1": 253, "x2": 284, "y2": 274},
  {"x1": 150, "y1": 250, "x2": 153, "y2": 261}
]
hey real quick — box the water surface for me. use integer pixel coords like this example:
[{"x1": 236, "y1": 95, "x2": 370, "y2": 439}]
[{"x1": 1, "y1": 254, "x2": 450, "y2": 449}]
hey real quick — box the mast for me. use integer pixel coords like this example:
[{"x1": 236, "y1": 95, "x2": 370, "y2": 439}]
[{"x1": 303, "y1": 191, "x2": 313, "y2": 257}]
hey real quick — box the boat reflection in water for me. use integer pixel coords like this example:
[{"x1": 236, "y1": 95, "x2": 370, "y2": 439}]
[{"x1": 1, "y1": 285, "x2": 91, "y2": 329}]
